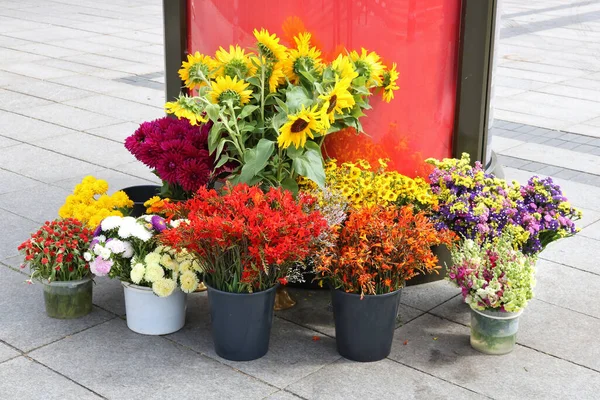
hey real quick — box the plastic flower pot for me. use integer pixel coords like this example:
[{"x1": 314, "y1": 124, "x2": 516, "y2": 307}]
[
  {"x1": 406, "y1": 245, "x2": 452, "y2": 286},
  {"x1": 42, "y1": 276, "x2": 93, "y2": 319},
  {"x1": 122, "y1": 282, "x2": 186, "y2": 335},
  {"x1": 331, "y1": 288, "x2": 402, "y2": 362},
  {"x1": 120, "y1": 185, "x2": 160, "y2": 217},
  {"x1": 470, "y1": 307, "x2": 523, "y2": 355},
  {"x1": 206, "y1": 284, "x2": 277, "y2": 361}
]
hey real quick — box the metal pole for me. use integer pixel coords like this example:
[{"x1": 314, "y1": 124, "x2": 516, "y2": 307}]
[
  {"x1": 453, "y1": 0, "x2": 498, "y2": 168},
  {"x1": 162, "y1": 0, "x2": 188, "y2": 103}
]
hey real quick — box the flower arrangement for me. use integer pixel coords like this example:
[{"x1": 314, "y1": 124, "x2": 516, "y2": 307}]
[
  {"x1": 165, "y1": 29, "x2": 399, "y2": 189},
  {"x1": 124, "y1": 117, "x2": 221, "y2": 199},
  {"x1": 427, "y1": 153, "x2": 581, "y2": 254},
  {"x1": 18, "y1": 218, "x2": 93, "y2": 282},
  {"x1": 58, "y1": 176, "x2": 133, "y2": 227},
  {"x1": 303, "y1": 158, "x2": 437, "y2": 211},
  {"x1": 448, "y1": 234, "x2": 536, "y2": 312},
  {"x1": 317, "y1": 205, "x2": 455, "y2": 297},
  {"x1": 161, "y1": 184, "x2": 327, "y2": 293},
  {"x1": 144, "y1": 196, "x2": 172, "y2": 216},
  {"x1": 84, "y1": 215, "x2": 200, "y2": 297}
]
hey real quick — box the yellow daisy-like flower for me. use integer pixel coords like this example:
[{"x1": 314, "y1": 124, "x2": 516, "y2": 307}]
[
  {"x1": 331, "y1": 54, "x2": 358, "y2": 81},
  {"x1": 282, "y1": 32, "x2": 323, "y2": 84},
  {"x1": 209, "y1": 75, "x2": 253, "y2": 107},
  {"x1": 213, "y1": 45, "x2": 256, "y2": 79},
  {"x1": 254, "y1": 28, "x2": 288, "y2": 62},
  {"x1": 165, "y1": 99, "x2": 207, "y2": 126},
  {"x1": 381, "y1": 62, "x2": 399, "y2": 103},
  {"x1": 278, "y1": 104, "x2": 323, "y2": 149},
  {"x1": 178, "y1": 51, "x2": 213, "y2": 89},
  {"x1": 179, "y1": 271, "x2": 200, "y2": 294},
  {"x1": 350, "y1": 48, "x2": 386, "y2": 86},
  {"x1": 251, "y1": 56, "x2": 286, "y2": 93},
  {"x1": 319, "y1": 78, "x2": 355, "y2": 123},
  {"x1": 152, "y1": 278, "x2": 177, "y2": 298}
]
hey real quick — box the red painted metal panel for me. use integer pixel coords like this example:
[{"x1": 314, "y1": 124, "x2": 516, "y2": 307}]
[{"x1": 187, "y1": 0, "x2": 461, "y2": 177}]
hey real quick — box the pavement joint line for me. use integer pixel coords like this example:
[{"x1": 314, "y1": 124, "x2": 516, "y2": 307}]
[
  {"x1": 26, "y1": 356, "x2": 108, "y2": 399},
  {"x1": 0, "y1": 261, "x2": 28, "y2": 276},
  {"x1": 0, "y1": 337, "x2": 25, "y2": 354},
  {"x1": 535, "y1": 298, "x2": 600, "y2": 322},
  {"x1": 384, "y1": 357, "x2": 495, "y2": 399},
  {"x1": 160, "y1": 334, "x2": 286, "y2": 392},
  {"x1": 0, "y1": 354, "x2": 21, "y2": 366},
  {"x1": 515, "y1": 342, "x2": 600, "y2": 374},
  {"x1": 502, "y1": 0, "x2": 599, "y2": 19},
  {"x1": 0, "y1": 205, "x2": 44, "y2": 225},
  {"x1": 538, "y1": 255, "x2": 600, "y2": 277}
]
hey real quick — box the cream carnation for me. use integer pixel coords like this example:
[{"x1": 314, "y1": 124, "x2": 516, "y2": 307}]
[
  {"x1": 179, "y1": 260, "x2": 192, "y2": 274},
  {"x1": 144, "y1": 263, "x2": 164, "y2": 283},
  {"x1": 144, "y1": 252, "x2": 162, "y2": 267},
  {"x1": 179, "y1": 271, "x2": 199, "y2": 293},
  {"x1": 130, "y1": 263, "x2": 146, "y2": 284},
  {"x1": 160, "y1": 253, "x2": 176, "y2": 270},
  {"x1": 152, "y1": 278, "x2": 177, "y2": 297}
]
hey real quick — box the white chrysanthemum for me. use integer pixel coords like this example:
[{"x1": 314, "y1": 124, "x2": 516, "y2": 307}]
[
  {"x1": 179, "y1": 271, "x2": 199, "y2": 293},
  {"x1": 160, "y1": 253, "x2": 176, "y2": 270},
  {"x1": 169, "y1": 219, "x2": 189, "y2": 228},
  {"x1": 175, "y1": 249, "x2": 190, "y2": 263},
  {"x1": 99, "y1": 247, "x2": 112, "y2": 261},
  {"x1": 130, "y1": 263, "x2": 146, "y2": 284},
  {"x1": 93, "y1": 243, "x2": 103, "y2": 256},
  {"x1": 122, "y1": 241, "x2": 134, "y2": 258},
  {"x1": 152, "y1": 278, "x2": 177, "y2": 297},
  {"x1": 144, "y1": 263, "x2": 164, "y2": 283},
  {"x1": 101, "y1": 216, "x2": 123, "y2": 231},
  {"x1": 105, "y1": 239, "x2": 126, "y2": 254},
  {"x1": 83, "y1": 252, "x2": 92, "y2": 262},
  {"x1": 191, "y1": 259, "x2": 204, "y2": 272},
  {"x1": 179, "y1": 260, "x2": 192, "y2": 274},
  {"x1": 142, "y1": 215, "x2": 153, "y2": 223},
  {"x1": 131, "y1": 224, "x2": 153, "y2": 242},
  {"x1": 96, "y1": 235, "x2": 106, "y2": 243},
  {"x1": 155, "y1": 245, "x2": 165, "y2": 254},
  {"x1": 117, "y1": 217, "x2": 138, "y2": 238},
  {"x1": 144, "y1": 252, "x2": 162, "y2": 266}
]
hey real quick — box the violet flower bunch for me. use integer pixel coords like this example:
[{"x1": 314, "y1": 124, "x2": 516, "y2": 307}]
[{"x1": 125, "y1": 117, "x2": 224, "y2": 199}]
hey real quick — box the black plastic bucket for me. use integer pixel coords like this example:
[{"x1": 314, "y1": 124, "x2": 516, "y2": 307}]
[
  {"x1": 331, "y1": 288, "x2": 402, "y2": 362},
  {"x1": 207, "y1": 284, "x2": 277, "y2": 361},
  {"x1": 406, "y1": 245, "x2": 452, "y2": 286},
  {"x1": 120, "y1": 185, "x2": 161, "y2": 217}
]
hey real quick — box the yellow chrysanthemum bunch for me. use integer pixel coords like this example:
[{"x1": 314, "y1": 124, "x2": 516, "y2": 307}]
[
  {"x1": 301, "y1": 159, "x2": 437, "y2": 211},
  {"x1": 58, "y1": 176, "x2": 133, "y2": 227}
]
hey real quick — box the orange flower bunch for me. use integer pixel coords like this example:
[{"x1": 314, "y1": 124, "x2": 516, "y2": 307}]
[{"x1": 317, "y1": 205, "x2": 456, "y2": 296}]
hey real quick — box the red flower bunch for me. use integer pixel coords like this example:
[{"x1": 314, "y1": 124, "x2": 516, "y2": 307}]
[
  {"x1": 124, "y1": 117, "x2": 223, "y2": 198},
  {"x1": 317, "y1": 205, "x2": 456, "y2": 296},
  {"x1": 161, "y1": 184, "x2": 328, "y2": 293},
  {"x1": 18, "y1": 218, "x2": 93, "y2": 282}
]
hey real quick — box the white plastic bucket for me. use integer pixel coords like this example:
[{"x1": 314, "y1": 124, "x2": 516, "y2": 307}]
[{"x1": 122, "y1": 282, "x2": 186, "y2": 335}]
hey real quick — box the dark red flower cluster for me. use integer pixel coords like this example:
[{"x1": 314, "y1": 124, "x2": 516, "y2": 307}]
[
  {"x1": 18, "y1": 218, "x2": 93, "y2": 282},
  {"x1": 161, "y1": 184, "x2": 328, "y2": 293},
  {"x1": 124, "y1": 117, "x2": 217, "y2": 193}
]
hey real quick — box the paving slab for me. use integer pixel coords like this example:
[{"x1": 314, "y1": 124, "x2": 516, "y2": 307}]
[
  {"x1": 91, "y1": 275, "x2": 126, "y2": 316},
  {"x1": 167, "y1": 291, "x2": 341, "y2": 388},
  {"x1": 4, "y1": 79, "x2": 95, "y2": 102},
  {"x1": 0, "y1": 183, "x2": 69, "y2": 224},
  {"x1": 0, "y1": 208, "x2": 39, "y2": 260},
  {"x1": 0, "y1": 342, "x2": 19, "y2": 363},
  {"x1": 0, "y1": 169, "x2": 41, "y2": 195},
  {"x1": 51, "y1": 167, "x2": 156, "y2": 195},
  {"x1": 287, "y1": 358, "x2": 485, "y2": 400},
  {"x1": 399, "y1": 280, "x2": 461, "y2": 311},
  {"x1": 63, "y1": 94, "x2": 162, "y2": 123},
  {"x1": 539, "y1": 235, "x2": 600, "y2": 275},
  {"x1": 0, "y1": 109, "x2": 78, "y2": 143},
  {"x1": 86, "y1": 121, "x2": 142, "y2": 143},
  {"x1": 29, "y1": 318, "x2": 275, "y2": 400},
  {"x1": 17, "y1": 103, "x2": 124, "y2": 131},
  {"x1": 264, "y1": 391, "x2": 304, "y2": 400},
  {"x1": 580, "y1": 220, "x2": 600, "y2": 241},
  {"x1": 389, "y1": 314, "x2": 600, "y2": 399},
  {"x1": 0, "y1": 266, "x2": 114, "y2": 352},
  {"x1": 0, "y1": 356, "x2": 101, "y2": 400}
]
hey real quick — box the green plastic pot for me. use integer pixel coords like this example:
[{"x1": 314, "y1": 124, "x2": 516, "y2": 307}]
[{"x1": 41, "y1": 276, "x2": 93, "y2": 319}]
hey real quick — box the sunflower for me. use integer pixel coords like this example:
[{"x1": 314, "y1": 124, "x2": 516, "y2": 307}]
[
  {"x1": 178, "y1": 51, "x2": 214, "y2": 89},
  {"x1": 278, "y1": 104, "x2": 323, "y2": 149},
  {"x1": 209, "y1": 76, "x2": 253, "y2": 107},
  {"x1": 319, "y1": 78, "x2": 355, "y2": 123},
  {"x1": 254, "y1": 28, "x2": 288, "y2": 62},
  {"x1": 331, "y1": 54, "x2": 358, "y2": 81},
  {"x1": 213, "y1": 45, "x2": 256, "y2": 79},
  {"x1": 165, "y1": 97, "x2": 207, "y2": 126},
  {"x1": 282, "y1": 32, "x2": 323, "y2": 84},
  {"x1": 350, "y1": 48, "x2": 385, "y2": 86},
  {"x1": 252, "y1": 56, "x2": 286, "y2": 93},
  {"x1": 381, "y1": 63, "x2": 399, "y2": 103}
]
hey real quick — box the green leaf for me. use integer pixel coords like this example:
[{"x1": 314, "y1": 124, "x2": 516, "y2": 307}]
[
  {"x1": 214, "y1": 154, "x2": 230, "y2": 169},
  {"x1": 285, "y1": 86, "x2": 313, "y2": 112},
  {"x1": 274, "y1": 97, "x2": 289, "y2": 113},
  {"x1": 205, "y1": 104, "x2": 221, "y2": 122},
  {"x1": 208, "y1": 122, "x2": 223, "y2": 154},
  {"x1": 280, "y1": 176, "x2": 299, "y2": 194},
  {"x1": 238, "y1": 104, "x2": 259, "y2": 120},
  {"x1": 238, "y1": 139, "x2": 275, "y2": 183},
  {"x1": 271, "y1": 112, "x2": 289, "y2": 132},
  {"x1": 291, "y1": 145, "x2": 325, "y2": 187}
]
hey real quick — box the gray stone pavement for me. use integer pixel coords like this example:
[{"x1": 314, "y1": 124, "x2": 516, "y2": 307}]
[{"x1": 0, "y1": 0, "x2": 599, "y2": 399}]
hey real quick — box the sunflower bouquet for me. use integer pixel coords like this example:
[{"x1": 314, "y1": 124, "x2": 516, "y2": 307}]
[{"x1": 165, "y1": 29, "x2": 399, "y2": 190}]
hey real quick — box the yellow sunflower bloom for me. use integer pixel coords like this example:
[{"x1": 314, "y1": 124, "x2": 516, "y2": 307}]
[
  {"x1": 282, "y1": 32, "x2": 323, "y2": 84},
  {"x1": 381, "y1": 62, "x2": 399, "y2": 103},
  {"x1": 331, "y1": 54, "x2": 358, "y2": 81},
  {"x1": 209, "y1": 76, "x2": 253, "y2": 107},
  {"x1": 178, "y1": 51, "x2": 213, "y2": 89},
  {"x1": 319, "y1": 78, "x2": 355, "y2": 123},
  {"x1": 278, "y1": 104, "x2": 323, "y2": 149},
  {"x1": 254, "y1": 28, "x2": 288, "y2": 62},
  {"x1": 252, "y1": 56, "x2": 286, "y2": 93},
  {"x1": 350, "y1": 48, "x2": 386, "y2": 86},
  {"x1": 213, "y1": 45, "x2": 256, "y2": 79},
  {"x1": 165, "y1": 98, "x2": 207, "y2": 126}
]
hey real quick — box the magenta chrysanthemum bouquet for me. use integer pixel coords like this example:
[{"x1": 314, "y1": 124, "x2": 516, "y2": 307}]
[{"x1": 125, "y1": 117, "x2": 224, "y2": 199}]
